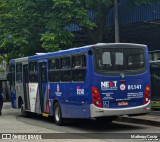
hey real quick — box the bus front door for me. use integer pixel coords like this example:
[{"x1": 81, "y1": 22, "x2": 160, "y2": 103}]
[
  {"x1": 39, "y1": 62, "x2": 49, "y2": 113},
  {"x1": 23, "y1": 64, "x2": 30, "y2": 110}
]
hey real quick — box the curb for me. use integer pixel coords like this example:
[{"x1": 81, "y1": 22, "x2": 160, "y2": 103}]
[{"x1": 116, "y1": 116, "x2": 160, "y2": 127}]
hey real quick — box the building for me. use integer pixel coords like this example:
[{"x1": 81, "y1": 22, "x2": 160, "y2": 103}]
[
  {"x1": 67, "y1": 0, "x2": 160, "y2": 52},
  {"x1": 107, "y1": 0, "x2": 160, "y2": 52}
]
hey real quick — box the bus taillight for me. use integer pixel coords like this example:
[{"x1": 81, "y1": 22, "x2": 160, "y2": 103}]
[
  {"x1": 143, "y1": 84, "x2": 150, "y2": 105},
  {"x1": 92, "y1": 87, "x2": 102, "y2": 108}
]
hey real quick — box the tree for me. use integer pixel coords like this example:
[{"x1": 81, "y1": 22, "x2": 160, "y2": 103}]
[
  {"x1": 0, "y1": 0, "x2": 53, "y2": 62},
  {"x1": 42, "y1": 0, "x2": 160, "y2": 49},
  {"x1": 0, "y1": 0, "x2": 159, "y2": 62},
  {"x1": 40, "y1": 0, "x2": 94, "y2": 52},
  {"x1": 0, "y1": 0, "x2": 94, "y2": 60},
  {"x1": 82, "y1": 0, "x2": 160, "y2": 43}
]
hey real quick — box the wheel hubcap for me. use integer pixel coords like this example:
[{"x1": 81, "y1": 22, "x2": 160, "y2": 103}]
[{"x1": 55, "y1": 107, "x2": 60, "y2": 122}]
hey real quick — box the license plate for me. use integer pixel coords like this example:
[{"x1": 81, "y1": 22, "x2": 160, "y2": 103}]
[{"x1": 118, "y1": 101, "x2": 128, "y2": 106}]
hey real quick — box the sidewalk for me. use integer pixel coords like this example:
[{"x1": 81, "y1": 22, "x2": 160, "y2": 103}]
[
  {"x1": 116, "y1": 111, "x2": 160, "y2": 127},
  {"x1": 0, "y1": 103, "x2": 58, "y2": 133},
  {"x1": 2, "y1": 102, "x2": 160, "y2": 128},
  {"x1": 0, "y1": 103, "x2": 105, "y2": 142},
  {"x1": 0, "y1": 102, "x2": 160, "y2": 141},
  {"x1": 3, "y1": 102, "x2": 160, "y2": 127}
]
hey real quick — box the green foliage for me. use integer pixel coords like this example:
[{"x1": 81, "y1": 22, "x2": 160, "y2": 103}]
[
  {"x1": 0, "y1": 68, "x2": 5, "y2": 73},
  {"x1": 0, "y1": 0, "x2": 95, "y2": 61},
  {"x1": 41, "y1": 33, "x2": 60, "y2": 52},
  {"x1": 41, "y1": 0, "x2": 94, "y2": 51},
  {"x1": 0, "y1": 0, "x2": 52, "y2": 61},
  {"x1": 0, "y1": 0, "x2": 160, "y2": 62}
]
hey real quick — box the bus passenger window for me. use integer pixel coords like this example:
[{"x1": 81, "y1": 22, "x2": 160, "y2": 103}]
[
  {"x1": 73, "y1": 57, "x2": 82, "y2": 68},
  {"x1": 16, "y1": 63, "x2": 22, "y2": 82},
  {"x1": 9, "y1": 64, "x2": 15, "y2": 72},
  {"x1": 29, "y1": 62, "x2": 38, "y2": 82},
  {"x1": 61, "y1": 57, "x2": 70, "y2": 69},
  {"x1": 60, "y1": 57, "x2": 71, "y2": 82},
  {"x1": 60, "y1": 70, "x2": 71, "y2": 82},
  {"x1": 72, "y1": 55, "x2": 86, "y2": 68},
  {"x1": 29, "y1": 62, "x2": 37, "y2": 71},
  {"x1": 29, "y1": 74, "x2": 37, "y2": 82},
  {"x1": 127, "y1": 54, "x2": 144, "y2": 70},
  {"x1": 48, "y1": 58, "x2": 59, "y2": 82},
  {"x1": 16, "y1": 73, "x2": 22, "y2": 82},
  {"x1": 48, "y1": 71, "x2": 59, "y2": 82},
  {"x1": 72, "y1": 54, "x2": 86, "y2": 82},
  {"x1": 49, "y1": 58, "x2": 59, "y2": 70},
  {"x1": 8, "y1": 64, "x2": 15, "y2": 85},
  {"x1": 72, "y1": 69, "x2": 86, "y2": 81}
]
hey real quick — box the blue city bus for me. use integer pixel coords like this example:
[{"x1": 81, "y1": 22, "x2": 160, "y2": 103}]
[
  {"x1": 150, "y1": 60, "x2": 160, "y2": 109},
  {"x1": 7, "y1": 43, "x2": 151, "y2": 125}
]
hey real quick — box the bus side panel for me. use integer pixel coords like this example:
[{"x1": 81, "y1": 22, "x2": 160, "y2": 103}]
[
  {"x1": 62, "y1": 52, "x2": 93, "y2": 119},
  {"x1": 49, "y1": 82, "x2": 88, "y2": 119},
  {"x1": 49, "y1": 83, "x2": 68, "y2": 117},
  {"x1": 65, "y1": 83, "x2": 87, "y2": 118},
  {"x1": 29, "y1": 83, "x2": 40, "y2": 113},
  {"x1": 15, "y1": 82, "x2": 24, "y2": 109},
  {"x1": 85, "y1": 52, "x2": 94, "y2": 118},
  {"x1": 150, "y1": 61, "x2": 160, "y2": 108}
]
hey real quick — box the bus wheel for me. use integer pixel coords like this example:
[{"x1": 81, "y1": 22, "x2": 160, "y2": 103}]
[
  {"x1": 54, "y1": 102, "x2": 63, "y2": 126},
  {"x1": 21, "y1": 104, "x2": 28, "y2": 117}
]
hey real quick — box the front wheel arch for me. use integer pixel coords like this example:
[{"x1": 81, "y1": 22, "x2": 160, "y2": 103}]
[{"x1": 18, "y1": 96, "x2": 29, "y2": 117}]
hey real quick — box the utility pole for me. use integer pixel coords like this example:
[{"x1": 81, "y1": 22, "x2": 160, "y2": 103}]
[{"x1": 114, "y1": 0, "x2": 120, "y2": 43}]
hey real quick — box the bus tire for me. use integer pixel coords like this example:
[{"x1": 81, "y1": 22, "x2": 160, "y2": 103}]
[
  {"x1": 21, "y1": 104, "x2": 28, "y2": 117},
  {"x1": 54, "y1": 102, "x2": 63, "y2": 126}
]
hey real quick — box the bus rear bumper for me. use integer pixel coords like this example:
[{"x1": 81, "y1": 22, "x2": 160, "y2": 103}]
[{"x1": 90, "y1": 101, "x2": 151, "y2": 118}]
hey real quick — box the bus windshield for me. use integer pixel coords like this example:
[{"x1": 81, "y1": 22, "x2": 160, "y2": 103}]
[{"x1": 94, "y1": 47, "x2": 146, "y2": 74}]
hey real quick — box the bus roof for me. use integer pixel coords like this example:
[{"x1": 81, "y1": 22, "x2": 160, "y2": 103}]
[
  {"x1": 149, "y1": 50, "x2": 160, "y2": 53},
  {"x1": 150, "y1": 60, "x2": 160, "y2": 64},
  {"x1": 28, "y1": 44, "x2": 92, "y2": 61},
  {"x1": 29, "y1": 43, "x2": 147, "y2": 61},
  {"x1": 9, "y1": 57, "x2": 28, "y2": 63},
  {"x1": 9, "y1": 43, "x2": 147, "y2": 63},
  {"x1": 94, "y1": 43, "x2": 147, "y2": 48},
  {"x1": 9, "y1": 44, "x2": 93, "y2": 63}
]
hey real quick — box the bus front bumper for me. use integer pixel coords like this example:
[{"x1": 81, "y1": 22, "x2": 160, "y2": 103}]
[{"x1": 90, "y1": 101, "x2": 151, "y2": 118}]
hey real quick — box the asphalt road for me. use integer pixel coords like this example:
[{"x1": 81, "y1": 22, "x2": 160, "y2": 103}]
[
  {"x1": 1, "y1": 103, "x2": 160, "y2": 142},
  {"x1": 16, "y1": 110, "x2": 160, "y2": 141},
  {"x1": 16, "y1": 114, "x2": 160, "y2": 134},
  {"x1": 150, "y1": 110, "x2": 160, "y2": 116}
]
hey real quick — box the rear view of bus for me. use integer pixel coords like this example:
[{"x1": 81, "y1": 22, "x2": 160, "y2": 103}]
[{"x1": 90, "y1": 43, "x2": 151, "y2": 119}]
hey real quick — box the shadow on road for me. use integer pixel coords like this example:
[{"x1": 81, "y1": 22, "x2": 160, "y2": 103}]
[{"x1": 16, "y1": 113, "x2": 144, "y2": 133}]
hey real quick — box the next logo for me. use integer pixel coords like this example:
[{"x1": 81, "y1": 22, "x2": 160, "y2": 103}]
[{"x1": 101, "y1": 81, "x2": 118, "y2": 90}]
